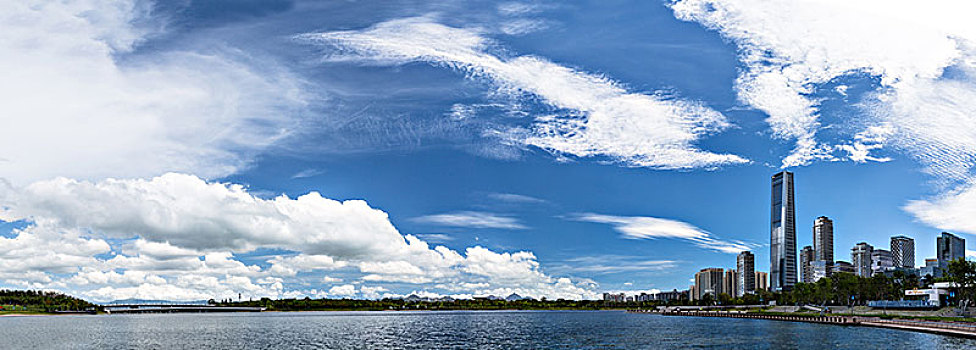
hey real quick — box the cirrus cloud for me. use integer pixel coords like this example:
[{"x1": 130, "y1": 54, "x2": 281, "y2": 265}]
[
  {"x1": 300, "y1": 16, "x2": 748, "y2": 170},
  {"x1": 572, "y1": 213, "x2": 755, "y2": 254}
]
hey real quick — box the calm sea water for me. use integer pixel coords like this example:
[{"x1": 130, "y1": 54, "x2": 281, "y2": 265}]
[{"x1": 1, "y1": 310, "x2": 975, "y2": 349}]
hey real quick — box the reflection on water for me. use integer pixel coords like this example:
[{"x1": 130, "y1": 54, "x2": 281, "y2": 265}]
[{"x1": 1, "y1": 310, "x2": 974, "y2": 349}]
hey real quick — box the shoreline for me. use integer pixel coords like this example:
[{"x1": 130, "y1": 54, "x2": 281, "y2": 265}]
[{"x1": 641, "y1": 310, "x2": 976, "y2": 339}]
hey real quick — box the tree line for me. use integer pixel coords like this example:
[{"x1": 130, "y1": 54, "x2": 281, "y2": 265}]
[
  {"x1": 0, "y1": 289, "x2": 95, "y2": 312},
  {"x1": 688, "y1": 258, "x2": 976, "y2": 307}
]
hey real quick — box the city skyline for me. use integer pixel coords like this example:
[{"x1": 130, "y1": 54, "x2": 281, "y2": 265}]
[{"x1": 3, "y1": 0, "x2": 976, "y2": 302}]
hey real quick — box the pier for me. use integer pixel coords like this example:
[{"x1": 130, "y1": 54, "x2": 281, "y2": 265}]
[{"x1": 635, "y1": 309, "x2": 976, "y2": 339}]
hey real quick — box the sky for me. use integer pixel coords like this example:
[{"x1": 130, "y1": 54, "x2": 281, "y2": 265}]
[{"x1": 1, "y1": 0, "x2": 976, "y2": 302}]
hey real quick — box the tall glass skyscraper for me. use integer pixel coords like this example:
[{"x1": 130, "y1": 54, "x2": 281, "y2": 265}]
[{"x1": 770, "y1": 171, "x2": 797, "y2": 291}]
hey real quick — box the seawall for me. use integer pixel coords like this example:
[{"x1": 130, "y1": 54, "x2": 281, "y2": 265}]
[{"x1": 633, "y1": 310, "x2": 976, "y2": 339}]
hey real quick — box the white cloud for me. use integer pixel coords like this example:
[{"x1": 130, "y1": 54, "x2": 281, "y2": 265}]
[
  {"x1": 415, "y1": 234, "x2": 454, "y2": 243},
  {"x1": 670, "y1": 0, "x2": 976, "y2": 237},
  {"x1": 0, "y1": 173, "x2": 600, "y2": 301},
  {"x1": 560, "y1": 258, "x2": 677, "y2": 274},
  {"x1": 904, "y1": 181, "x2": 976, "y2": 235},
  {"x1": 301, "y1": 17, "x2": 747, "y2": 169},
  {"x1": 487, "y1": 192, "x2": 547, "y2": 204},
  {"x1": 0, "y1": 0, "x2": 308, "y2": 185},
  {"x1": 573, "y1": 213, "x2": 754, "y2": 254},
  {"x1": 671, "y1": 0, "x2": 976, "y2": 168},
  {"x1": 411, "y1": 211, "x2": 527, "y2": 229},
  {"x1": 3, "y1": 173, "x2": 412, "y2": 258},
  {"x1": 328, "y1": 284, "x2": 357, "y2": 297}
]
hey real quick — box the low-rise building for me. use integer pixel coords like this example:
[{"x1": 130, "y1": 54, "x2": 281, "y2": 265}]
[{"x1": 920, "y1": 258, "x2": 947, "y2": 279}]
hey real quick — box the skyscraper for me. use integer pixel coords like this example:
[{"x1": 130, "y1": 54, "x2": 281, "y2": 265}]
[
  {"x1": 851, "y1": 242, "x2": 874, "y2": 277},
  {"x1": 890, "y1": 236, "x2": 915, "y2": 268},
  {"x1": 694, "y1": 268, "x2": 724, "y2": 300},
  {"x1": 737, "y1": 251, "x2": 756, "y2": 297},
  {"x1": 770, "y1": 171, "x2": 797, "y2": 291},
  {"x1": 813, "y1": 216, "x2": 834, "y2": 263},
  {"x1": 800, "y1": 245, "x2": 814, "y2": 283},
  {"x1": 937, "y1": 232, "x2": 965, "y2": 263},
  {"x1": 724, "y1": 269, "x2": 739, "y2": 297}
]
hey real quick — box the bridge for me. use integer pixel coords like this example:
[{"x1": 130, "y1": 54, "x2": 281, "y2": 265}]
[{"x1": 102, "y1": 304, "x2": 265, "y2": 314}]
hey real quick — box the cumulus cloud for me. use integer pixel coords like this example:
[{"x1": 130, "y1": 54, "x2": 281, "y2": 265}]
[
  {"x1": 0, "y1": 0, "x2": 308, "y2": 185},
  {"x1": 573, "y1": 213, "x2": 754, "y2": 253},
  {"x1": 411, "y1": 211, "x2": 527, "y2": 229},
  {"x1": 0, "y1": 174, "x2": 599, "y2": 301},
  {"x1": 301, "y1": 17, "x2": 747, "y2": 169}
]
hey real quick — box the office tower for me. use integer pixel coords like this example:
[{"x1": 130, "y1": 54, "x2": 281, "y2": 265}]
[
  {"x1": 737, "y1": 251, "x2": 756, "y2": 297},
  {"x1": 770, "y1": 171, "x2": 797, "y2": 291},
  {"x1": 689, "y1": 285, "x2": 697, "y2": 301},
  {"x1": 724, "y1": 269, "x2": 739, "y2": 297},
  {"x1": 755, "y1": 271, "x2": 769, "y2": 291},
  {"x1": 851, "y1": 242, "x2": 874, "y2": 277},
  {"x1": 694, "y1": 268, "x2": 724, "y2": 300},
  {"x1": 813, "y1": 216, "x2": 834, "y2": 263},
  {"x1": 871, "y1": 249, "x2": 893, "y2": 276},
  {"x1": 890, "y1": 236, "x2": 915, "y2": 268},
  {"x1": 800, "y1": 245, "x2": 814, "y2": 283},
  {"x1": 937, "y1": 232, "x2": 966, "y2": 263}
]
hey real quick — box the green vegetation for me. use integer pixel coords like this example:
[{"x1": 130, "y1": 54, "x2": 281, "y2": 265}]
[{"x1": 0, "y1": 289, "x2": 95, "y2": 313}]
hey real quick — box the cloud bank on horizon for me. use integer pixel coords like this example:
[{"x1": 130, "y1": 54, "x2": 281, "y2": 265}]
[
  {"x1": 0, "y1": 173, "x2": 596, "y2": 301},
  {"x1": 2, "y1": 0, "x2": 976, "y2": 301}
]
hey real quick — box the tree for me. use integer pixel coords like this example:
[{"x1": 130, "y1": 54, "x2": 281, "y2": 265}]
[{"x1": 947, "y1": 258, "x2": 976, "y2": 305}]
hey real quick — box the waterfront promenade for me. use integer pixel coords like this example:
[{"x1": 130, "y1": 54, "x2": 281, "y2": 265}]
[{"x1": 637, "y1": 309, "x2": 976, "y2": 339}]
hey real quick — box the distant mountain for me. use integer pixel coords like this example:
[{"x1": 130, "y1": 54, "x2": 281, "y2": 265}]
[{"x1": 505, "y1": 293, "x2": 527, "y2": 301}]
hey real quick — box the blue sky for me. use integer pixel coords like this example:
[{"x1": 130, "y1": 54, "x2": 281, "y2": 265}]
[{"x1": 1, "y1": 0, "x2": 975, "y2": 301}]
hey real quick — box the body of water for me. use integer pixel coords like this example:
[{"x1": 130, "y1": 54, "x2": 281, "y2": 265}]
[{"x1": 1, "y1": 310, "x2": 974, "y2": 349}]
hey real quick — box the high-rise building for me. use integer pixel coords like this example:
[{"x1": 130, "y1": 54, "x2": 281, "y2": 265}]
[
  {"x1": 851, "y1": 242, "x2": 874, "y2": 277},
  {"x1": 770, "y1": 171, "x2": 797, "y2": 291},
  {"x1": 689, "y1": 285, "x2": 698, "y2": 301},
  {"x1": 755, "y1": 271, "x2": 769, "y2": 291},
  {"x1": 890, "y1": 236, "x2": 915, "y2": 268},
  {"x1": 832, "y1": 261, "x2": 856, "y2": 274},
  {"x1": 937, "y1": 232, "x2": 965, "y2": 263},
  {"x1": 694, "y1": 268, "x2": 724, "y2": 300},
  {"x1": 871, "y1": 249, "x2": 893, "y2": 276},
  {"x1": 724, "y1": 269, "x2": 739, "y2": 297},
  {"x1": 800, "y1": 245, "x2": 815, "y2": 283},
  {"x1": 813, "y1": 216, "x2": 834, "y2": 263},
  {"x1": 737, "y1": 251, "x2": 756, "y2": 297}
]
